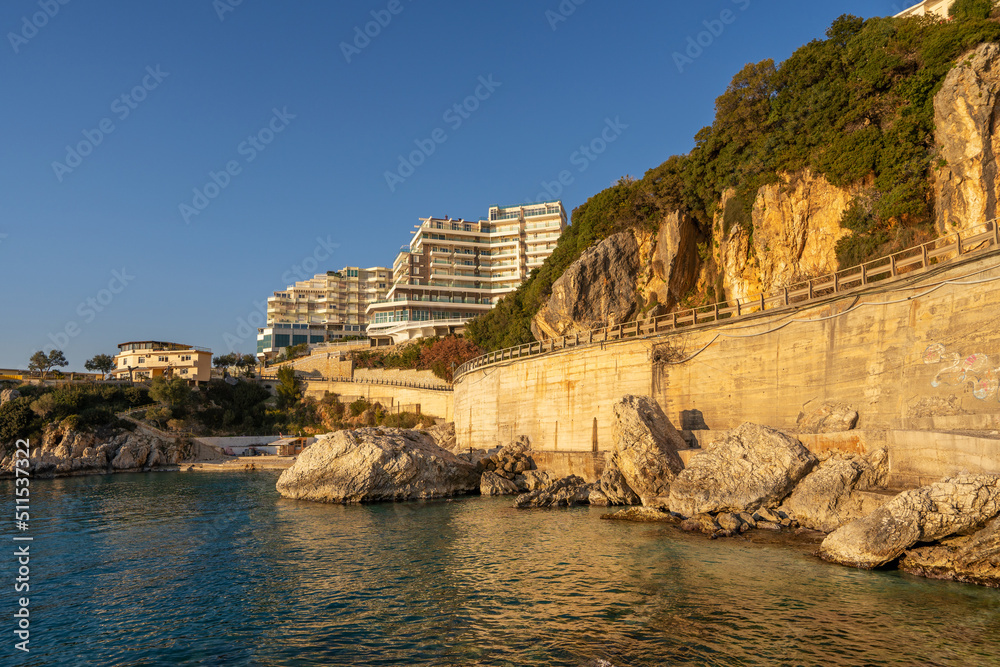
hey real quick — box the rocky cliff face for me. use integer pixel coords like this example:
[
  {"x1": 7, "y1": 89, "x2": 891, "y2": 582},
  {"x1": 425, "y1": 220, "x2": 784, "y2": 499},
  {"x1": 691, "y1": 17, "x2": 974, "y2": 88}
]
[
  {"x1": 529, "y1": 43, "x2": 1000, "y2": 337},
  {"x1": 532, "y1": 169, "x2": 857, "y2": 336},
  {"x1": 531, "y1": 231, "x2": 642, "y2": 339},
  {"x1": 714, "y1": 171, "x2": 858, "y2": 303},
  {"x1": 934, "y1": 42, "x2": 1000, "y2": 233}
]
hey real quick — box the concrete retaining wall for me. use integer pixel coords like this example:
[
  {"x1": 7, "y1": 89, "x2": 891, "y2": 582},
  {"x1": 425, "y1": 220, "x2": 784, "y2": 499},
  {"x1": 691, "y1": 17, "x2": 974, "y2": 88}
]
[
  {"x1": 456, "y1": 252, "x2": 1000, "y2": 479},
  {"x1": 302, "y1": 380, "x2": 454, "y2": 421}
]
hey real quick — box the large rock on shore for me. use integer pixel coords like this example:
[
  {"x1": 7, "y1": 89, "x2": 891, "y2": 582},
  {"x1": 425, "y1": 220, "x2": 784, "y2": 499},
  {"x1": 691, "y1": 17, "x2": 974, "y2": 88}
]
[
  {"x1": 480, "y1": 471, "x2": 519, "y2": 496},
  {"x1": 781, "y1": 449, "x2": 888, "y2": 532},
  {"x1": 604, "y1": 395, "x2": 685, "y2": 506},
  {"x1": 481, "y1": 435, "x2": 534, "y2": 480},
  {"x1": 819, "y1": 475, "x2": 1000, "y2": 569},
  {"x1": 514, "y1": 475, "x2": 591, "y2": 508},
  {"x1": 900, "y1": 516, "x2": 1000, "y2": 587},
  {"x1": 667, "y1": 423, "x2": 817, "y2": 517},
  {"x1": 597, "y1": 460, "x2": 641, "y2": 506},
  {"x1": 276, "y1": 427, "x2": 479, "y2": 503},
  {"x1": 426, "y1": 422, "x2": 457, "y2": 452}
]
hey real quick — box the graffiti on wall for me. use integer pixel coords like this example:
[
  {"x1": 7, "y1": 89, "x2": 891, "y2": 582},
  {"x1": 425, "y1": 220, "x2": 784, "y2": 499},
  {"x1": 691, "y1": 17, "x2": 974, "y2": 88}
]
[{"x1": 923, "y1": 343, "x2": 999, "y2": 400}]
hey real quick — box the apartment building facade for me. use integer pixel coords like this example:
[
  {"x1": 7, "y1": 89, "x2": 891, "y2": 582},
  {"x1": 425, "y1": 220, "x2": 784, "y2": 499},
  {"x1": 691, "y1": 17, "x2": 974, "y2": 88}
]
[
  {"x1": 112, "y1": 341, "x2": 213, "y2": 384},
  {"x1": 366, "y1": 201, "x2": 567, "y2": 343},
  {"x1": 894, "y1": 0, "x2": 955, "y2": 18},
  {"x1": 257, "y1": 266, "x2": 391, "y2": 360}
]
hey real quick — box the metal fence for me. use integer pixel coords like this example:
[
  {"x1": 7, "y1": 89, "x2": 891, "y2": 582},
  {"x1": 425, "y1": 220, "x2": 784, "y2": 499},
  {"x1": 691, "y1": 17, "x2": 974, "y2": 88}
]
[
  {"x1": 456, "y1": 221, "x2": 1000, "y2": 378},
  {"x1": 260, "y1": 373, "x2": 452, "y2": 392}
]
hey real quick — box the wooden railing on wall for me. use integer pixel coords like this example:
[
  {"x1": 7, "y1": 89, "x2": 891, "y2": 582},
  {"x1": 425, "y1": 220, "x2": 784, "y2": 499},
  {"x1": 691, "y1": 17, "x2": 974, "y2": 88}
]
[{"x1": 455, "y1": 221, "x2": 1000, "y2": 378}]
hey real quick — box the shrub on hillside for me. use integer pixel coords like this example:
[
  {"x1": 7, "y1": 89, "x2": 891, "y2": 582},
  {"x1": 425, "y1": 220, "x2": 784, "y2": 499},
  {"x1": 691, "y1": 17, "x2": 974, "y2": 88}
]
[{"x1": 465, "y1": 12, "x2": 1000, "y2": 352}]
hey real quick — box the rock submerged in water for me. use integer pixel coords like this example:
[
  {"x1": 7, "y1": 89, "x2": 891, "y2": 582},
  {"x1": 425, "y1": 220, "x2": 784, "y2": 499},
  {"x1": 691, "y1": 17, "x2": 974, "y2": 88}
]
[
  {"x1": 900, "y1": 516, "x2": 1000, "y2": 587},
  {"x1": 667, "y1": 422, "x2": 817, "y2": 517},
  {"x1": 275, "y1": 427, "x2": 480, "y2": 503},
  {"x1": 513, "y1": 475, "x2": 591, "y2": 508},
  {"x1": 600, "y1": 506, "x2": 680, "y2": 523},
  {"x1": 481, "y1": 470, "x2": 519, "y2": 496},
  {"x1": 819, "y1": 474, "x2": 1000, "y2": 569}
]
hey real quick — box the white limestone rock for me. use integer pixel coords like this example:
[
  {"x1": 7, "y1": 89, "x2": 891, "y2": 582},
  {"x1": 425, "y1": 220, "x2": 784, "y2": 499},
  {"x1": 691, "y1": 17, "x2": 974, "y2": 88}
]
[
  {"x1": 480, "y1": 470, "x2": 519, "y2": 496},
  {"x1": 603, "y1": 395, "x2": 685, "y2": 506},
  {"x1": 276, "y1": 427, "x2": 480, "y2": 503},
  {"x1": 820, "y1": 474, "x2": 1000, "y2": 569},
  {"x1": 667, "y1": 422, "x2": 817, "y2": 517}
]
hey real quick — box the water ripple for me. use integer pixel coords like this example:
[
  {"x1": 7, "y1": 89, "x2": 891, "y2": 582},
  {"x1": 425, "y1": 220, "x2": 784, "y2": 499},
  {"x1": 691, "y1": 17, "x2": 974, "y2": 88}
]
[{"x1": 6, "y1": 473, "x2": 1000, "y2": 666}]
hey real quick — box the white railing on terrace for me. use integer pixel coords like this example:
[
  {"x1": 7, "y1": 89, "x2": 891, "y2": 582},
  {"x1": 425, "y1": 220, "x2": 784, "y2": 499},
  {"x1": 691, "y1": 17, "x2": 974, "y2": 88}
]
[{"x1": 455, "y1": 221, "x2": 1000, "y2": 378}]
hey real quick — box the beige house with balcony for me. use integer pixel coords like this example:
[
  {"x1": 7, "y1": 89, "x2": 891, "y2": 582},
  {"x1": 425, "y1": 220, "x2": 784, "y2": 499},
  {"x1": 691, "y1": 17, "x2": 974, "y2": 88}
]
[
  {"x1": 112, "y1": 341, "x2": 213, "y2": 384},
  {"x1": 366, "y1": 201, "x2": 567, "y2": 343},
  {"x1": 257, "y1": 266, "x2": 391, "y2": 361}
]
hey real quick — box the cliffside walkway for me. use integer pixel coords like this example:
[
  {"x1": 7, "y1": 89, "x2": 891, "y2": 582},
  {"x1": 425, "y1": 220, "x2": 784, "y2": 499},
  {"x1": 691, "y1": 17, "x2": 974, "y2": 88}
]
[
  {"x1": 456, "y1": 220, "x2": 1000, "y2": 378},
  {"x1": 259, "y1": 372, "x2": 453, "y2": 392}
]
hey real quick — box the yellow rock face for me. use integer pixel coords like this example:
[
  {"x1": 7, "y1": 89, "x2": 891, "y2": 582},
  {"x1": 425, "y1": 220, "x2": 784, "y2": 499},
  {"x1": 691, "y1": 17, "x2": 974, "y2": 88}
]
[
  {"x1": 714, "y1": 170, "x2": 856, "y2": 303},
  {"x1": 934, "y1": 43, "x2": 1000, "y2": 234}
]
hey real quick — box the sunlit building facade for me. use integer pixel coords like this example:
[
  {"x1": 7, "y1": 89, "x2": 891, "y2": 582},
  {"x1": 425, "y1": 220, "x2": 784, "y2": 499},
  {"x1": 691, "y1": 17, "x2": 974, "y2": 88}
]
[{"x1": 366, "y1": 201, "x2": 567, "y2": 343}]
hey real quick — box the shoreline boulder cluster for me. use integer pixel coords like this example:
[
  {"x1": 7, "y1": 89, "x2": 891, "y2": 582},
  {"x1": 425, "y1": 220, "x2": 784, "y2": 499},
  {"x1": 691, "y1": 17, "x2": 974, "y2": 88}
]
[
  {"x1": 0, "y1": 422, "x2": 190, "y2": 478},
  {"x1": 0, "y1": 425, "x2": 190, "y2": 478},
  {"x1": 275, "y1": 393, "x2": 1000, "y2": 588}
]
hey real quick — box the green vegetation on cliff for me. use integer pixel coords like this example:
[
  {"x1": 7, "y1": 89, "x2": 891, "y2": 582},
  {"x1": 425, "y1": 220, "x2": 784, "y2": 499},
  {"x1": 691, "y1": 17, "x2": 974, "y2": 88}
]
[
  {"x1": 0, "y1": 383, "x2": 148, "y2": 454},
  {"x1": 466, "y1": 11, "x2": 1000, "y2": 353},
  {"x1": 350, "y1": 335, "x2": 481, "y2": 383}
]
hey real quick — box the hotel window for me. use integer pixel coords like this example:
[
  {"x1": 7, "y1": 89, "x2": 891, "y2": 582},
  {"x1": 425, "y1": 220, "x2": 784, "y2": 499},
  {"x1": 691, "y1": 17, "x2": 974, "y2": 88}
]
[
  {"x1": 138, "y1": 357, "x2": 145, "y2": 364},
  {"x1": 158, "y1": 356, "x2": 168, "y2": 362}
]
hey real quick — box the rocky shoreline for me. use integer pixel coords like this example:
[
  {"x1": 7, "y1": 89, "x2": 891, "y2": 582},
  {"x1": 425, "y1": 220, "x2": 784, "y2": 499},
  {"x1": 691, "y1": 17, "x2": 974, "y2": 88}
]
[
  {"x1": 0, "y1": 422, "x2": 195, "y2": 479},
  {"x1": 274, "y1": 394, "x2": 1000, "y2": 589}
]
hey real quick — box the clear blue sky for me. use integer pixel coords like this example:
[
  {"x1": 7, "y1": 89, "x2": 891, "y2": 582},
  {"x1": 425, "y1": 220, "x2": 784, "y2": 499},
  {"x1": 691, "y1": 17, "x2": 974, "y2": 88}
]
[{"x1": 0, "y1": 0, "x2": 906, "y2": 370}]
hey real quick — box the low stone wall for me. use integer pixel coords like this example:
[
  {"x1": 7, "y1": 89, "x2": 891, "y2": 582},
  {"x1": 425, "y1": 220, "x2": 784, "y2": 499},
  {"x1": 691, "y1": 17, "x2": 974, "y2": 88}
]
[
  {"x1": 887, "y1": 430, "x2": 1000, "y2": 488},
  {"x1": 301, "y1": 379, "x2": 454, "y2": 421},
  {"x1": 352, "y1": 367, "x2": 448, "y2": 387},
  {"x1": 528, "y1": 450, "x2": 608, "y2": 483}
]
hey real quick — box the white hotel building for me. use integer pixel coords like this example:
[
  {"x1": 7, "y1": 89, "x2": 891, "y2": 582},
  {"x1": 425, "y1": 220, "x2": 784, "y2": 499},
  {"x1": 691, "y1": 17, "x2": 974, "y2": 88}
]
[
  {"x1": 894, "y1": 0, "x2": 955, "y2": 18},
  {"x1": 366, "y1": 201, "x2": 567, "y2": 343}
]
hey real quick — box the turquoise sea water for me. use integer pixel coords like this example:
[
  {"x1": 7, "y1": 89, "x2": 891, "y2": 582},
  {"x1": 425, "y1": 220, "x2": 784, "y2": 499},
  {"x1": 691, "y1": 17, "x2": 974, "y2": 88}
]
[{"x1": 5, "y1": 471, "x2": 1000, "y2": 666}]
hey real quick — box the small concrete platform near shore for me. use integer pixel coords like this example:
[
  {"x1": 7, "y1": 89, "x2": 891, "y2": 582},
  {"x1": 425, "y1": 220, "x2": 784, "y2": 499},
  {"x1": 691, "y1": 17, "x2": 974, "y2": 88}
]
[{"x1": 183, "y1": 456, "x2": 297, "y2": 472}]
